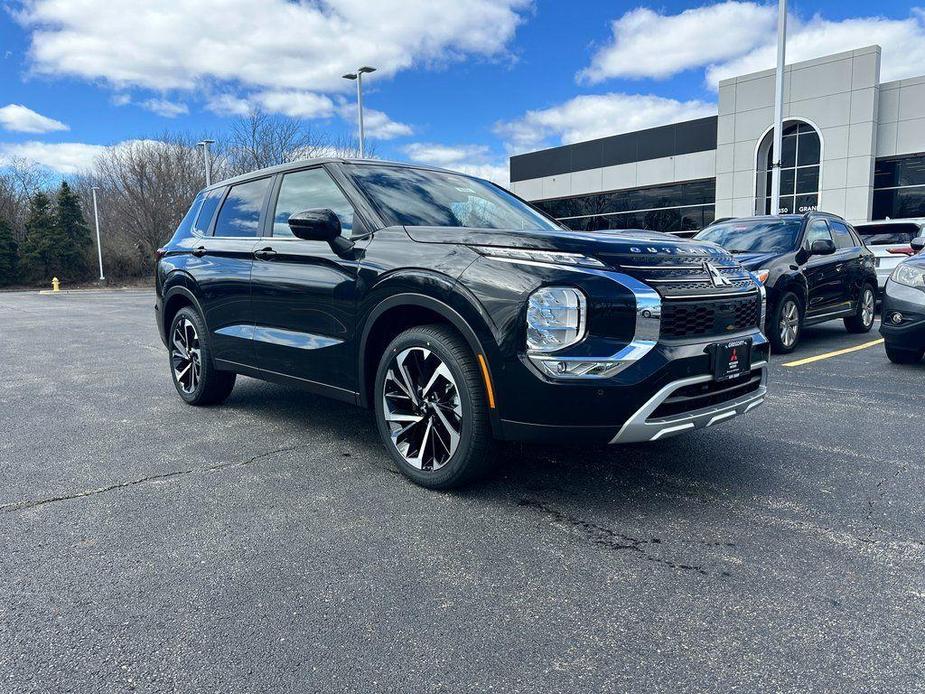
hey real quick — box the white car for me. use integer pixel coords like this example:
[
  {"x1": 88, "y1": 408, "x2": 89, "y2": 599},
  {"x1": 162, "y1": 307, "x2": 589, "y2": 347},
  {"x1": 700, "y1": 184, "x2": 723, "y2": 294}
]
[{"x1": 854, "y1": 218, "x2": 925, "y2": 290}]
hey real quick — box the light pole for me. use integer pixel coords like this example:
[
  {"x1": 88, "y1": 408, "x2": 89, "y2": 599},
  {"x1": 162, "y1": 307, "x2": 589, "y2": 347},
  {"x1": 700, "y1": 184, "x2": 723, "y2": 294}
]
[
  {"x1": 197, "y1": 139, "x2": 215, "y2": 186},
  {"x1": 91, "y1": 186, "x2": 105, "y2": 282},
  {"x1": 769, "y1": 0, "x2": 787, "y2": 215},
  {"x1": 342, "y1": 66, "x2": 376, "y2": 158}
]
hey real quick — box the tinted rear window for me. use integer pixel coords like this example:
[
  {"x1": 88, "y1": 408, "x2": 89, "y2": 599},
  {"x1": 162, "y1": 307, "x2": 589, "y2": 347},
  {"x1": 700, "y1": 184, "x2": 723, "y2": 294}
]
[
  {"x1": 175, "y1": 193, "x2": 203, "y2": 237},
  {"x1": 194, "y1": 188, "x2": 225, "y2": 235},
  {"x1": 855, "y1": 223, "x2": 921, "y2": 245}
]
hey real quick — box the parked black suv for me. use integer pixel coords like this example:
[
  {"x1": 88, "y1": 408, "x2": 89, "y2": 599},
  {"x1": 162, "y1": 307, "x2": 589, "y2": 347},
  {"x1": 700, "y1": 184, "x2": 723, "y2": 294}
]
[
  {"x1": 696, "y1": 213, "x2": 877, "y2": 353},
  {"x1": 156, "y1": 159, "x2": 769, "y2": 488}
]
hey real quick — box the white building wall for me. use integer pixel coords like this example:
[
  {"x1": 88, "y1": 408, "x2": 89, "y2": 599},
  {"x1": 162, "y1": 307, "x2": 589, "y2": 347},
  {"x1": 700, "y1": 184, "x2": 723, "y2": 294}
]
[
  {"x1": 715, "y1": 46, "x2": 882, "y2": 223},
  {"x1": 877, "y1": 76, "x2": 925, "y2": 157}
]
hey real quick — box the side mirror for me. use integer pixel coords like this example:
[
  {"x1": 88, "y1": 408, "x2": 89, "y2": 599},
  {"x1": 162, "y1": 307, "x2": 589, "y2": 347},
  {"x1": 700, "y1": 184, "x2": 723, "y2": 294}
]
[
  {"x1": 911, "y1": 236, "x2": 925, "y2": 253},
  {"x1": 809, "y1": 238, "x2": 836, "y2": 256},
  {"x1": 288, "y1": 209, "x2": 341, "y2": 242}
]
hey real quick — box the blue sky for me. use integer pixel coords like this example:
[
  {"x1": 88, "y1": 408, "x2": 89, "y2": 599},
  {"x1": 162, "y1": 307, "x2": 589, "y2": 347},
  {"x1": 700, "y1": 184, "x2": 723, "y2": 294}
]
[{"x1": 1, "y1": 0, "x2": 924, "y2": 184}]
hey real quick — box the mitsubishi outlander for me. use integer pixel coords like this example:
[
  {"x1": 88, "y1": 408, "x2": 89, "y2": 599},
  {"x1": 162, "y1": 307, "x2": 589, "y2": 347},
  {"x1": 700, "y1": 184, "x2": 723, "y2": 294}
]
[{"x1": 155, "y1": 160, "x2": 769, "y2": 488}]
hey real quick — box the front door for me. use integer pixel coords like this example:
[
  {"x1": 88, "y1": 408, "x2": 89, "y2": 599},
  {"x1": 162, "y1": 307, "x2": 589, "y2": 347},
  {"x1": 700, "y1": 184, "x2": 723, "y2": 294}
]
[
  {"x1": 250, "y1": 166, "x2": 368, "y2": 395},
  {"x1": 802, "y1": 218, "x2": 843, "y2": 316}
]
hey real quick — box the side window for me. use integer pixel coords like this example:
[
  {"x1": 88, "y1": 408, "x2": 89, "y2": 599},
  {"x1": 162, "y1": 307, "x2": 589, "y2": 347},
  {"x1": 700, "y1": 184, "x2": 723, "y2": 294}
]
[
  {"x1": 272, "y1": 168, "x2": 355, "y2": 238},
  {"x1": 175, "y1": 193, "x2": 203, "y2": 237},
  {"x1": 214, "y1": 178, "x2": 272, "y2": 238},
  {"x1": 830, "y1": 221, "x2": 855, "y2": 249},
  {"x1": 194, "y1": 187, "x2": 225, "y2": 236},
  {"x1": 804, "y1": 219, "x2": 832, "y2": 247}
]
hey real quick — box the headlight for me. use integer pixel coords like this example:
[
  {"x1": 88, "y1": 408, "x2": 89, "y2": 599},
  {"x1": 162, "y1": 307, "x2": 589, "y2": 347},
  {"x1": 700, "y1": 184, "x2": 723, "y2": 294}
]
[
  {"x1": 892, "y1": 263, "x2": 925, "y2": 288},
  {"x1": 474, "y1": 246, "x2": 605, "y2": 268},
  {"x1": 754, "y1": 269, "x2": 770, "y2": 284},
  {"x1": 526, "y1": 287, "x2": 586, "y2": 352}
]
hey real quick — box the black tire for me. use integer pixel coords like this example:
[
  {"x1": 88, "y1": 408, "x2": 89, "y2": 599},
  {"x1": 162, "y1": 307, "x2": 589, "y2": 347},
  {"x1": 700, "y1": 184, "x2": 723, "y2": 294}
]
[
  {"x1": 885, "y1": 344, "x2": 924, "y2": 364},
  {"x1": 845, "y1": 283, "x2": 876, "y2": 333},
  {"x1": 168, "y1": 306, "x2": 236, "y2": 406},
  {"x1": 768, "y1": 292, "x2": 803, "y2": 354},
  {"x1": 373, "y1": 324, "x2": 494, "y2": 489}
]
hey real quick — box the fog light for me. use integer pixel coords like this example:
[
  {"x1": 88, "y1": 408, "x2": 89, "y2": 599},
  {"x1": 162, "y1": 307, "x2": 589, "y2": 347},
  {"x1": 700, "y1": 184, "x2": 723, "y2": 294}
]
[
  {"x1": 890, "y1": 312, "x2": 904, "y2": 325},
  {"x1": 530, "y1": 357, "x2": 624, "y2": 379}
]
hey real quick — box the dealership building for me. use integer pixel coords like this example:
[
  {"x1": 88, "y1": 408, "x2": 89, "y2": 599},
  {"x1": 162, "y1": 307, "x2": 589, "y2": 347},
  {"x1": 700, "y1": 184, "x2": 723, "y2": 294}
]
[{"x1": 509, "y1": 46, "x2": 925, "y2": 233}]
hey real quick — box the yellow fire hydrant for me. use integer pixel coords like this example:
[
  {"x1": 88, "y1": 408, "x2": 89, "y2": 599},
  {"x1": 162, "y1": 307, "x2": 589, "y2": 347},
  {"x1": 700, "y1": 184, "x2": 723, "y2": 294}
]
[{"x1": 51, "y1": 277, "x2": 60, "y2": 292}]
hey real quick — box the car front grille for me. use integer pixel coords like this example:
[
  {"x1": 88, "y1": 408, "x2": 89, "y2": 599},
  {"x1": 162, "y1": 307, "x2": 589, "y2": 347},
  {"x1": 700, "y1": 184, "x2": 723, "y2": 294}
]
[{"x1": 660, "y1": 294, "x2": 761, "y2": 340}]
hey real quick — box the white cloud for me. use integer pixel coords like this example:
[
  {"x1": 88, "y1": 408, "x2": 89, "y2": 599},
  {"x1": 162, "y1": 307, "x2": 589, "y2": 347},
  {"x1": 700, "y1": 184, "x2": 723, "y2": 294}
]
[
  {"x1": 404, "y1": 142, "x2": 509, "y2": 186},
  {"x1": 140, "y1": 98, "x2": 189, "y2": 118},
  {"x1": 16, "y1": 0, "x2": 529, "y2": 92},
  {"x1": 578, "y1": 4, "x2": 925, "y2": 90},
  {"x1": 0, "y1": 104, "x2": 69, "y2": 133},
  {"x1": 256, "y1": 91, "x2": 334, "y2": 119},
  {"x1": 707, "y1": 11, "x2": 925, "y2": 87},
  {"x1": 579, "y1": 2, "x2": 775, "y2": 83},
  {"x1": 338, "y1": 104, "x2": 412, "y2": 140},
  {"x1": 206, "y1": 93, "x2": 251, "y2": 116},
  {"x1": 0, "y1": 141, "x2": 105, "y2": 174},
  {"x1": 495, "y1": 93, "x2": 716, "y2": 153}
]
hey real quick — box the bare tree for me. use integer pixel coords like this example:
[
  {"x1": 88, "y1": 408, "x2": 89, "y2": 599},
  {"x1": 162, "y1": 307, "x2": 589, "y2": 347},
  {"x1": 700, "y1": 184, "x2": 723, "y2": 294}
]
[{"x1": 0, "y1": 158, "x2": 49, "y2": 242}]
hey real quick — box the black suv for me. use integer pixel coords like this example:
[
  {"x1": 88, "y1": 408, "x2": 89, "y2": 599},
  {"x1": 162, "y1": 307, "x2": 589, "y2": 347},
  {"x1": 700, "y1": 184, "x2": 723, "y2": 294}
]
[
  {"x1": 696, "y1": 213, "x2": 877, "y2": 353},
  {"x1": 156, "y1": 159, "x2": 769, "y2": 488}
]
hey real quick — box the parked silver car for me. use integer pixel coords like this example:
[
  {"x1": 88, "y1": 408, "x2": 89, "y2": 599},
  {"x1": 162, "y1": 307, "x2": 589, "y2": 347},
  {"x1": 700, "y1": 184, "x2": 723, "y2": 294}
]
[{"x1": 854, "y1": 218, "x2": 925, "y2": 290}]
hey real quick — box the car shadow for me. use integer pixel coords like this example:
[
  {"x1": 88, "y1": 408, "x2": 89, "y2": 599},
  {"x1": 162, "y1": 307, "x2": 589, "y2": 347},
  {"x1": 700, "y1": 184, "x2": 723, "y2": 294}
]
[{"x1": 219, "y1": 377, "x2": 777, "y2": 516}]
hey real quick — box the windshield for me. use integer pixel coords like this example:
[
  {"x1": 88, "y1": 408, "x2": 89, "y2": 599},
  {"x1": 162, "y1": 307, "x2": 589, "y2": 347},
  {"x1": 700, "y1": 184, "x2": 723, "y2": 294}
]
[
  {"x1": 696, "y1": 219, "x2": 802, "y2": 253},
  {"x1": 348, "y1": 165, "x2": 562, "y2": 231}
]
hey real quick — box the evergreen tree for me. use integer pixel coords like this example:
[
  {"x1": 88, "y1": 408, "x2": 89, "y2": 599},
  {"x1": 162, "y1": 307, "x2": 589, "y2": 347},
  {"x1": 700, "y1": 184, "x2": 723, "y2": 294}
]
[
  {"x1": 0, "y1": 218, "x2": 18, "y2": 286},
  {"x1": 19, "y1": 191, "x2": 58, "y2": 282},
  {"x1": 54, "y1": 181, "x2": 93, "y2": 280}
]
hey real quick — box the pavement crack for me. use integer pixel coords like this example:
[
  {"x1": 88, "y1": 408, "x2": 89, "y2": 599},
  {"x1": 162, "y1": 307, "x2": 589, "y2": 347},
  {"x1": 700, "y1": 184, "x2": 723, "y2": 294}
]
[
  {"x1": 1, "y1": 443, "x2": 312, "y2": 513},
  {"x1": 517, "y1": 498, "x2": 714, "y2": 577}
]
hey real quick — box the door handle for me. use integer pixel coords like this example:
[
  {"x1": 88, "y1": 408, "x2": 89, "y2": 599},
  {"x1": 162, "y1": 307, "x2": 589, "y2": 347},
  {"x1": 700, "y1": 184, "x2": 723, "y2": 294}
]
[
  {"x1": 835, "y1": 264, "x2": 843, "y2": 272},
  {"x1": 254, "y1": 247, "x2": 277, "y2": 260},
  {"x1": 192, "y1": 246, "x2": 206, "y2": 257}
]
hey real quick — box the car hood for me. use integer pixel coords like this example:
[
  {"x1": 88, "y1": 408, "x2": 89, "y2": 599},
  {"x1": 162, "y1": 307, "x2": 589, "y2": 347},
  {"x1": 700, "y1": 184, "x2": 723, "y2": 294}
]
[
  {"x1": 404, "y1": 226, "x2": 735, "y2": 264},
  {"x1": 727, "y1": 251, "x2": 784, "y2": 270}
]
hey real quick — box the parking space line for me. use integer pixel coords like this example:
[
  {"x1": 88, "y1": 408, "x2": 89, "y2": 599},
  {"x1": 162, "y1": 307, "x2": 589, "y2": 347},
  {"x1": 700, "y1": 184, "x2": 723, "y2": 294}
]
[{"x1": 781, "y1": 338, "x2": 884, "y2": 367}]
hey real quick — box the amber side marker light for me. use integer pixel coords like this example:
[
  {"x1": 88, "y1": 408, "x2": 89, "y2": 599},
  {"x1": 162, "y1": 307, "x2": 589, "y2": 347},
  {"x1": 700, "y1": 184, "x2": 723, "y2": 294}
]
[{"x1": 477, "y1": 354, "x2": 496, "y2": 409}]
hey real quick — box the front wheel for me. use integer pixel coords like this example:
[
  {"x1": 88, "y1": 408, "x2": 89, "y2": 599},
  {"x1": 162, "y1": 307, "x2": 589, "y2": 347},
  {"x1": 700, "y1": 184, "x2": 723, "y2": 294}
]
[
  {"x1": 885, "y1": 344, "x2": 924, "y2": 364},
  {"x1": 769, "y1": 292, "x2": 803, "y2": 354},
  {"x1": 845, "y1": 284, "x2": 876, "y2": 333},
  {"x1": 373, "y1": 325, "x2": 494, "y2": 489}
]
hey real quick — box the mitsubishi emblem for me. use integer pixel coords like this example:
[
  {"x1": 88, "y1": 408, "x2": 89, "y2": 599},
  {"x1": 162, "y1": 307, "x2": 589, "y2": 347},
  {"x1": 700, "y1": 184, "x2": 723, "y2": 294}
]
[{"x1": 704, "y1": 261, "x2": 733, "y2": 288}]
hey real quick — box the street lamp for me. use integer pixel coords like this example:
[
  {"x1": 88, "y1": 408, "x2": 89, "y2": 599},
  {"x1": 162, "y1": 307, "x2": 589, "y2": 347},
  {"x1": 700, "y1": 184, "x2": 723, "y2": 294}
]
[
  {"x1": 197, "y1": 139, "x2": 215, "y2": 186},
  {"x1": 342, "y1": 66, "x2": 376, "y2": 158},
  {"x1": 90, "y1": 186, "x2": 105, "y2": 282}
]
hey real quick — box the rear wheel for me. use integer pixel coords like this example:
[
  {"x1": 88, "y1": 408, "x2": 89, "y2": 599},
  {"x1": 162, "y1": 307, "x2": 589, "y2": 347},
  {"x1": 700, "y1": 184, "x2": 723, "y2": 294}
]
[
  {"x1": 769, "y1": 293, "x2": 802, "y2": 354},
  {"x1": 373, "y1": 325, "x2": 493, "y2": 489},
  {"x1": 845, "y1": 284, "x2": 876, "y2": 333},
  {"x1": 169, "y1": 307, "x2": 236, "y2": 405},
  {"x1": 885, "y1": 344, "x2": 924, "y2": 364}
]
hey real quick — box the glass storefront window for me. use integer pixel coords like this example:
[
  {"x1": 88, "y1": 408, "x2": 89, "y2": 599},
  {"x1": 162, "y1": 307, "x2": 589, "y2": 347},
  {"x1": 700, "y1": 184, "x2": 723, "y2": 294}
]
[
  {"x1": 756, "y1": 120, "x2": 821, "y2": 214},
  {"x1": 873, "y1": 155, "x2": 925, "y2": 220}
]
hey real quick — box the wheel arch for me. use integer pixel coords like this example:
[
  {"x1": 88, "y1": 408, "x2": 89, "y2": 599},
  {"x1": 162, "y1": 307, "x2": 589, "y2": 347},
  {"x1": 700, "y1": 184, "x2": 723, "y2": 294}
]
[
  {"x1": 162, "y1": 278, "x2": 207, "y2": 340},
  {"x1": 357, "y1": 293, "x2": 498, "y2": 429}
]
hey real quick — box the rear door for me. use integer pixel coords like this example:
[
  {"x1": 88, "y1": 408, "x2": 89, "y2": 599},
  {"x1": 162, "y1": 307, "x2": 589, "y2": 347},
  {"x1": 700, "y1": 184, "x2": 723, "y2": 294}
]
[
  {"x1": 249, "y1": 166, "x2": 369, "y2": 395},
  {"x1": 829, "y1": 220, "x2": 863, "y2": 311},
  {"x1": 196, "y1": 177, "x2": 272, "y2": 367},
  {"x1": 802, "y1": 218, "x2": 843, "y2": 315}
]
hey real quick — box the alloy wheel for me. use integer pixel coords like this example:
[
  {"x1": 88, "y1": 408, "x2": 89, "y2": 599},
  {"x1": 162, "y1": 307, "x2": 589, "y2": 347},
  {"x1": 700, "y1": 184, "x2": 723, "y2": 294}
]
[
  {"x1": 381, "y1": 347, "x2": 462, "y2": 471},
  {"x1": 171, "y1": 317, "x2": 202, "y2": 394},
  {"x1": 861, "y1": 288, "x2": 875, "y2": 328},
  {"x1": 779, "y1": 300, "x2": 799, "y2": 348}
]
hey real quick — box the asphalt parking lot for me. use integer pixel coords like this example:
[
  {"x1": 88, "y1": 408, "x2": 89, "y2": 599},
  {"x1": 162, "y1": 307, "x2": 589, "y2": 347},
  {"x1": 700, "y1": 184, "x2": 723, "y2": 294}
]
[{"x1": 2, "y1": 290, "x2": 923, "y2": 692}]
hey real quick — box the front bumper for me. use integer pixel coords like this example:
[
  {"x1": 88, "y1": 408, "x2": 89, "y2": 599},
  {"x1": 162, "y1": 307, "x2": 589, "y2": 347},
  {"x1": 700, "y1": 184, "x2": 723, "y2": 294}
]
[
  {"x1": 609, "y1": 362, "x2": 767, "y2": 443},
  {"x1": 879, "y1": 279, "x2": 925, "y2": 349}
]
